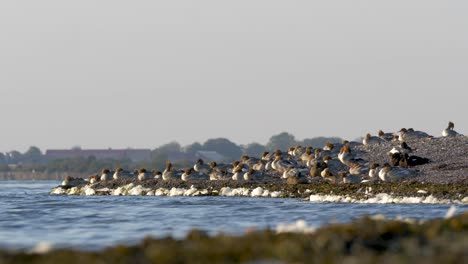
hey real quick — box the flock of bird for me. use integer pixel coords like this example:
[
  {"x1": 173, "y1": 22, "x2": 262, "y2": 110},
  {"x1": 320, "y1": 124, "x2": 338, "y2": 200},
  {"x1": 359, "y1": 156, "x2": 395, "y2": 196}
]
[{"x1": 62, "y1": 121, "x2": 462, "y2": 187}]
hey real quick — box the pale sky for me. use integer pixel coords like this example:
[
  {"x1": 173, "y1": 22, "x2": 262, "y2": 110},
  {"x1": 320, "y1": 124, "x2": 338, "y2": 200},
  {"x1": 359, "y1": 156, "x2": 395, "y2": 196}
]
[{"x1": 1, "y1": 1, "x2": 467, "y2": 152}]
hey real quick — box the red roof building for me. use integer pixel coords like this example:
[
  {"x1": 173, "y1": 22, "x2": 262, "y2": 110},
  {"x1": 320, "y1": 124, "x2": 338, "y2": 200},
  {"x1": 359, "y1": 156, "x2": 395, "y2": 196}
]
[{"x1": 45, "y1": 148, "x2": 151, "y2": 162}]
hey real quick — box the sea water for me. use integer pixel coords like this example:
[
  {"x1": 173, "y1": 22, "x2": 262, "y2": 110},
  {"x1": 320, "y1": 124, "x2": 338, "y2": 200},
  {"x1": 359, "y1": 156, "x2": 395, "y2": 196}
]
[{"x1": 0, "y1": 181, "x2": 465, "y2": 250}]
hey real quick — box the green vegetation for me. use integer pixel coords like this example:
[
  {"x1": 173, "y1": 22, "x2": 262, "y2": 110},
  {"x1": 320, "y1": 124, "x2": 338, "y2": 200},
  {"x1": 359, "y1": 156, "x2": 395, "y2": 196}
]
[
  {"x1": 266, "y1": 132, "x2": 342, "y2": 151},
  {"x1": 242, "y1": 142, "x2": 266, "y2": 158},
  {"x1": 1, "y1": 212, "x2": 466, "y2": 264},
  {"x1": 203, "y1": 138, "x2": 242, "y2": 160}
]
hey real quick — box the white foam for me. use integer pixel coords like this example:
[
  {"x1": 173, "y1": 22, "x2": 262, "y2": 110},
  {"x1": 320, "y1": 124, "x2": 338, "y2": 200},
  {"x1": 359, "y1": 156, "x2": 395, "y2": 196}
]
[
  {"x1": 370, "y1": 214, "x2": 386, "y2": 221},
  {"x1": 445, "y1": 205, "x2": 457, "y2": 219},
  {"x1": 169, "y1": 187, "x2": 186, "y2": 196},
  {"x1": 128, "y1": 185, "x2": 150, "y2": 196},
  {"x1": 309, "y1": 193, "x2": 466, "y2": 204},
  {"x1": 96, "y1": 188, "x2": 111, "y2": 194},
  {"x1": 155, "y1": 188, "x2": 168, "y2": 196},
  {"x1": 309, "y1": 194, "x2": 348, "y2": 203},
  {"x1": 229, "y1": 188, "x2": 248, "y2": 196},
  {"x1": 276, "y1": 220, "x2": 316, "y2": 234},
  {"x1": 270, "y1": 191, "x2": 283, "y2": 198},
  {"x1": 241, "y1": 188, "x2": 250, "y2": 196},
  {"x1": 370, "y1": 214, "x2": 418, "y2": 224},
  {"x1": 28, "y1": 242, "x2": 54, "y2": 254},
  {"x1": 251, "y1": 187, "x2": 263, "y2": 197},
  {"x1": 112, "y1": 183, "x2": 135, "y2": 196},
  {"x1": 66, "y1": 187, "x2": 80, "y2": 195},
  {"x1": 112, "y1": 187, "x2": 125, "y2": 196},
  {"x1": 220, "y1": 187, "x2": 250, "y2": 197},
  {"x1": 83, "y1": 186, "x2": 96, "y2": 196},
  {"x1": 220, "y1": 187, "x2": 233, "y2": 196},
  {"x1": 50, "y1": 187, "x2": 66, "y2": 195},
  {"x1": 184, "y1": 186, "x2": 198, "y2": 196},
  {"x1": 50, "y1": 185, "x2": 466, "y2": 204}
]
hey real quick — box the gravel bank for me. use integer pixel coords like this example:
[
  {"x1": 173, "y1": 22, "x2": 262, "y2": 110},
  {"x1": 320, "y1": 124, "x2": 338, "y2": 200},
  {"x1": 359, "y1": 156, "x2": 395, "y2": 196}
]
[
  {"x1": 51, "y1": 136, "x2": 468, "y2": 200},
  {"x1": 355, "y1": 135, "x2": 468, "y2": 184}
]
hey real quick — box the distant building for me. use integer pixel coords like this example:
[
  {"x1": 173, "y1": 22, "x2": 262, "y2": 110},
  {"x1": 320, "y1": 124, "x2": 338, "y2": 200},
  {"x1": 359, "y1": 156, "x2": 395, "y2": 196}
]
[
  {"x1": 166, "y1": 151, "x2": 193, "y2": 162},
  {"x1": 195, "y1": 151, "x2": 225, "y2": 162},
  {"x1": 45, "y1": 148, "x2": 151, "y2": 162}
]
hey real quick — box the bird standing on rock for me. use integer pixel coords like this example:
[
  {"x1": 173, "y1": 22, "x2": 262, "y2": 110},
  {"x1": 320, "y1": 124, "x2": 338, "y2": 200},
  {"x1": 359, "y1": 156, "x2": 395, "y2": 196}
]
[
  {"x1": 100, "y1": 169, "x2": 113, "y2": 181},
  {"x1": 244, "y1": 168, "x2": 266, "y2": 181},
  {"x1": 389, "y1": 152, "x2": 430, "y2": 168},
  {"x1": 241, "y1": 155, "x2": 260, "y2": 168},
  {"x1": 368, "y1": 163, "x2": 380, "y2": 179},
  {"x1": 137, "y1": 168, "x2": 152, "y2": 181},
  {"x1": 398, "y1": 128, "x2": 431, "y2": 141},
  {"x1": 232, "y1": 167, "x2": 244, "y2": 181},
  {"x1": 252, "y1": 160, "x2": 266, "y2": 172},
  {"x1": 338, "y1": 145, "x2": 365, "y2": 166},
  {"x1": 442, "y1": 121, "x2": 461, "y2": 137},
  {"x1": 339, "y1": 172, "x2": 361, "y2": 184},
  {"x1": 378, "y1": 130, "x2": 394, "y2": 141},
  {"x1": 194, "y1": 159, "x2": 211, "y2": 174},
  {"x1": 363, "y1": 133, "x2": 385, "y2": 145},
  {"x1": 378, "y1": 163, "x2": 416, "y2": 181},
  {"x1": 113, "y1": 168, "x2": 133, "y2": 180},
  {"x1": 163, "y1": 162, "x2": 182, "y2": 181},
  {"x1": 287, "y1": 172, "x2": 308, "y2": 185},
  {"x1": 320, "y1": 168, "x2": 337, "y2": 184},
  {"x1": 62, "y1": 176, "x2": 86, "y2": 187},
  {"x1": 404, "y1": 153, "x2": 430, "y2": 167}
]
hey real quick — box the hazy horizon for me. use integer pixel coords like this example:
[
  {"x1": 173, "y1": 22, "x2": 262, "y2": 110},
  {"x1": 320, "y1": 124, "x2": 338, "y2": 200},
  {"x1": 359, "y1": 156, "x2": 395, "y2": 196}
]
[{"x1": 1, "y1": 1, "x2": 467, "y2": 152}]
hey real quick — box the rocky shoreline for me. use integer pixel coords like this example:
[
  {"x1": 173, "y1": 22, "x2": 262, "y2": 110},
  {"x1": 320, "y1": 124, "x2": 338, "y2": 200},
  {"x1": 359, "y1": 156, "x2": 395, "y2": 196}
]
[
  {"x1": 2, "y1": 212, "x2": 467, "y2": 264},
  {"x1": 355, "y1": 136, "x2": 468, "y2": 184},
  {"x1": 50, "y1": 179, "x2": 468, "y2": 204},
  {"x1": 50, "y1": 135, "x2": 468, "y2": 203}
]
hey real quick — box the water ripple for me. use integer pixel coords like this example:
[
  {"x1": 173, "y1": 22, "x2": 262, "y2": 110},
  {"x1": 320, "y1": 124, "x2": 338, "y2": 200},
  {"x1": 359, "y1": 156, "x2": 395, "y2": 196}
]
[{"x1": 0, "y1": 181, "x2": 466, "y2": 250}]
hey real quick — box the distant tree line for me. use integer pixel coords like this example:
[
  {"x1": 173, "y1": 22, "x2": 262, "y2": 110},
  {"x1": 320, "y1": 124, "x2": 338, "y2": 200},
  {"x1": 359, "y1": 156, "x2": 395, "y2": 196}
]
[{"x1": 0, "y1": 132, "x2": 342, "y2": 175}]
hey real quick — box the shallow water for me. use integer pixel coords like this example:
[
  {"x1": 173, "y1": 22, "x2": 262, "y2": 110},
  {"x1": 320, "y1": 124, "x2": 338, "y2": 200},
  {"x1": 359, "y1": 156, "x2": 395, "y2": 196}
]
[{"x1": 0, "y1": 181, "x2": 466, "y2": 250}]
